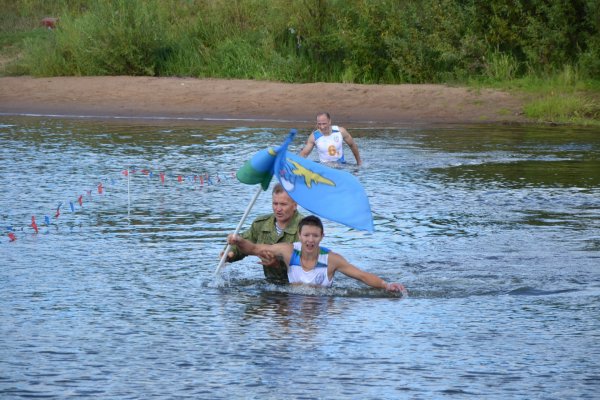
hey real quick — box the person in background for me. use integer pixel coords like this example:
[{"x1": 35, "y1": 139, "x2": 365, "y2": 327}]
[
  {"x1": 225, "y1": 183, "x2": 304, "y2": 283},
  {"x1": 228, "y1": 215, "x2": 405, "y2": 293},
  {"x1": 299, "y1": 112, "x2": 362, "y2": 166}
]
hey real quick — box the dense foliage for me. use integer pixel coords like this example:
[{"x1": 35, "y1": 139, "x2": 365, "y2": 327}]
[{"x1": 1, "y1": 0, "x2": 597, "y2": 83}]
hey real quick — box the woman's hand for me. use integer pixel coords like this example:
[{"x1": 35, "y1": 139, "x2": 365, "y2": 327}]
[
  {"x1": 385, "y1": 282, "x2": 408, "y2": 296},
  {"x1": 257, "y1": 249, "x2": 277, "y2": 267}
]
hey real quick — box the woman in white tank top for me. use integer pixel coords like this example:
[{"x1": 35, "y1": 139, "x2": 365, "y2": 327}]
[{"x1": 228, "y1": 215, "x2": 405, "y2": 293}]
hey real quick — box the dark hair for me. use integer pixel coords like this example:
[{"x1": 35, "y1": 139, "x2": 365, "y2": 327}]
[
  {"x1": 298, "y1": 215, "x2": 324, "y2": 234},
  {"x1": 316, "y1": 112, "x2": 331, "y2": 120}
]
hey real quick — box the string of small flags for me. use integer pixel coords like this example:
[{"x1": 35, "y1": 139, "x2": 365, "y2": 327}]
[{"x1": 3, "y1": 166, "x2": 236, "y2": 242}]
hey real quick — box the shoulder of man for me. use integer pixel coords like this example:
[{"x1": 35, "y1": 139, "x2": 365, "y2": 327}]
[
  {"x1": 339, "y1": 126, "x2": 354, "y2": 141},
  {"x1": 283, "y1": 211, "x2": 305, "y2": 238},
  {"x1": 248, "y1": 213, "x2": 276, "y2": 232},
  {"x1": 289, "y1": 210, "x2": 304, "y2": 225},
  {"x1": 252, "y1": 213, "x2": 275, "y2": 224},
  {"x1": 241, "y1": 214, "x2": 275, "y2": 242},
  {"x1": 336, "y1": 125, "x2": 350, "y2": 135}
]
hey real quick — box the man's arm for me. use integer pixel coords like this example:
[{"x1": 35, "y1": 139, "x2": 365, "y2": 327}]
[
  {"x1": 227, "y1": 234, "x2": 292, "y2": 263},
  {"x1": 226, "y1": 226, "x2": 256, "y2": 262},
  {"x1": 299, "y1": 133, "x2": 316, "y2": 158},
  {"x1": 340, "y1": 127, "x2": 362, "y2": 166}
]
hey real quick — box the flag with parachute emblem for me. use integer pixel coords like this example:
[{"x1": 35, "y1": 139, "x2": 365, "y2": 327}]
[
  {"x1": 273, "y1": 140, "x2": 374, "y2": 232},
  {"x1": 236, "y1": 128, "x2": 374, "y2": 232}
]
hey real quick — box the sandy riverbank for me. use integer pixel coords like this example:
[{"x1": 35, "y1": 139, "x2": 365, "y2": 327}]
[{"x1": 0, "y1": 76, "x2": 529, "y2": 126}]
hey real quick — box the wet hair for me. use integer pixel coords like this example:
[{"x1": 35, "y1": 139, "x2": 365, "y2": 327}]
[
  {"x1": 298, "y1": 215, "x2": 324, "y2": 234},
  {"x1": 316, "y1": 112, "x2": 331, "y2": 120}
]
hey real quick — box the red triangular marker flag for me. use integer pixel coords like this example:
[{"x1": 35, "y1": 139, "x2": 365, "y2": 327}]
[{"x1": 31, "y1": 216, "x2": 39, "y2": 234}]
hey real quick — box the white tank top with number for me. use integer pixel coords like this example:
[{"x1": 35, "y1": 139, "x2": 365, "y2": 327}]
[{"x1": 314, "y1": 126, "x2": 345, "y2": 163}]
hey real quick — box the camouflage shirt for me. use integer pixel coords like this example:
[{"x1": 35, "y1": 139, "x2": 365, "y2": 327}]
[{"x1": 229, "y1": 211, "x2": 304, "y2": 283}]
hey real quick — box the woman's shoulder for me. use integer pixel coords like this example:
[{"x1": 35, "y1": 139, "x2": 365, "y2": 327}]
[{"x1": 326, "y1": 250, "x2": 344, "y2": 265}]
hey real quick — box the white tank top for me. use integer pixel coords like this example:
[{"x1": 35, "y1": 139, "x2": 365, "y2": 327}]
[
  {"x1": 288, "y1": 242, "x2": 333, "y2": 287},
  {"x1": 314, "y1": 125, "x2": 345, "y2": 163}
]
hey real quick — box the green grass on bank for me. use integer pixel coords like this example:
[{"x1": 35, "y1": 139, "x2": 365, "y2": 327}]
[
  {"x1": 524, "y1": 95, "x2": 599, "y2": 126},
  {"x1": 470, "y1": 66, "x2": 600, "y2": 126},
  {"x1": 1, "y1": 0, "x2": 599, "y2": 126}
]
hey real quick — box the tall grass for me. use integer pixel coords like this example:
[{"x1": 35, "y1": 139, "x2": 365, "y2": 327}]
[
  {"x1": 524, "y1": 95, "x2": 600, "y2": 124},
  {"x1": 21, "y1": 0, "x2": 177, "y2": 76},
  {"x1": 518, "y1": 66, "x2": 600, "y2": 125},
  {"x1": 473, "y1": 64, "x2": 600, "y2": 125},
  {"x1": 7, "y1": 0, "x2": 599, "y2": 81},
  {"x1": 483, "y1": 50, "x2": 521, "y2": 82}
]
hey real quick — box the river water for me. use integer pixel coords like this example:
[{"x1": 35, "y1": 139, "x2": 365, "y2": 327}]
[{"x1": 1, "y1": 116, "x2": 599, "y2": 399}]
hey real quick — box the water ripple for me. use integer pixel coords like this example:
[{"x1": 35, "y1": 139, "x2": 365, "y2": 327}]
[{"x1": 1, "y1": 117, "x2": 599, "y2": 399}]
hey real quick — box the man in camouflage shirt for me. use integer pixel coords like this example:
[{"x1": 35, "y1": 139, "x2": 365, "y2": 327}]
[{"x1": 226, "y1": 183, "x2": 304, "y2": 283}]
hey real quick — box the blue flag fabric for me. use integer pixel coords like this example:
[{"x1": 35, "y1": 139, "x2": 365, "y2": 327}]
[
  {"x1": 274, "y1": 148, "x2": 374, "y2": 232},
  {"x1": 236, "y1": 129, "x2": 374, "y2": 232}
]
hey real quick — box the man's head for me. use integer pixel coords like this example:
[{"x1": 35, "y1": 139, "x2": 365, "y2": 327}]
[
  {"x1": 272, "y1": 183, "x2": 297, "y2": 228},
  {"x1": 316, "y1": 112, "x2": 331, "y2": 133}
]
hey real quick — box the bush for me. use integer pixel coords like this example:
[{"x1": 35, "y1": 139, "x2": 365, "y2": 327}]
[{"x1": 23, "y1": 0, "x2": 176, "y2": 76}]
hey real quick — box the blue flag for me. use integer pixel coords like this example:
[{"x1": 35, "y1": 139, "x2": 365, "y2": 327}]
[
  {"x1": 236, "y1": 129, "x2": 374, "y2": 231},
  {"x1": 274, "y1": 147, "x2": 374, "y2": 232}
]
